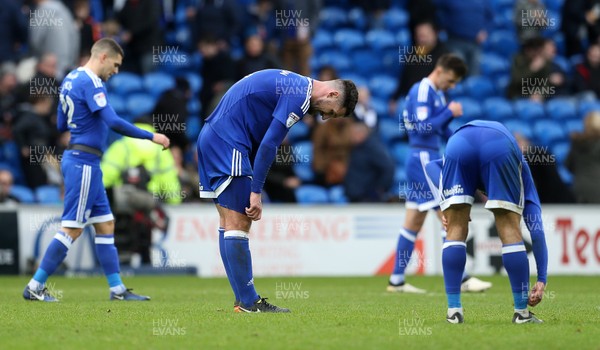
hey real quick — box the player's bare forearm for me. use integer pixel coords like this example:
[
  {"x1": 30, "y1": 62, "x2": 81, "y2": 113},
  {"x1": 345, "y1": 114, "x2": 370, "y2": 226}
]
[
  {"x1": 245, "y1": 192, "x2": 262, "y2": 221},
  {"x1": 152, "y1": 133, "x2": 170, "y2": 150}
]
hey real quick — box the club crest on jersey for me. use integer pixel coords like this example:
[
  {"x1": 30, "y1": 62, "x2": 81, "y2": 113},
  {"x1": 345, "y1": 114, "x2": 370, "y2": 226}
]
[
  {"x1": 93, "y1": 92, "x2": 107, "y2": 107},
  {"x1": 416, "y1": 106, "x2": 428, "y2": 121},
  {"x1": 286, "y1": 112, "x2": 300, "y2": 128}
]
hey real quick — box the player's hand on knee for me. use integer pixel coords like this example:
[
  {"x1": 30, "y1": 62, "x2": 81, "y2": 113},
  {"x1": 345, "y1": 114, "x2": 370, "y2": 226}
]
[
  {"x1": 152, "y1": 133, "x2": 170, "y2": 150},
  {"x1": 245, "y1": 192, "x2": 262, "y2": 221},
  {"x1": 448, "y1": 101, "x2": 463, "y2": 117},
  {"x1": 528, "y1": 281, "x2": 546, "y2": 307}
]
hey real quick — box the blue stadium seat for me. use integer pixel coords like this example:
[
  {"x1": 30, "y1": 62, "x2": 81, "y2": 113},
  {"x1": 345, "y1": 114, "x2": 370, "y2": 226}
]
[
  {"x1": 319, "y1": 7, "x2": 348, "y2": 29},
  {"x1": 312, "y1": 31, "x2": 334, "y2": 52},
  {"x1": 181, "y1": 72, "x2": 203, "y2": 95},
  {"x1": 368, "y1": 75, "x2": 397, "y2": 100},
  {"x1": 108, "y1": 72, "x2": 143, "y2": 95},
  {"x1": 513, "y1": 100, "x2": 545, "y2": 120},
  {"x1": 347, "y1": 7, "x2": 368, "y2": 30},
  {"x1": 544, "y1": 0, "x2": 564, "y2": 11},
  {"x1": 382, "y1": 48, "x2": 403, "y2": 76},
  {"x1": 558, "y1": 165, "x2": 572, "y2": 185},
  {"x1": 483, "y1": 97, "x2": 514, "y2": 121},
  {"x1": 446, "y1": 82, "x2": 465, "y2": 100},
  {"x1": 370, "y1": 97, "x2": 388, "y2": 118},
  {"x1": 35, "y1": 185, "x2": 62, "y2": 204},
  {"x1": 185, "y1": 116, "x2": 201, "y2": 141},
  {"x1": 565, "y1": 118, "x2": 583, "y2": 134},
  {"x1": 455, "y1": 97, "x2": 482, "y2": 120},
  {"x1": 333, "y1": 29, "x2": 365, "y2": 52},
  {"x1": 187, "y1": 99, "x2": 201, "y2": 115},
  {"x1": 533, "y1": 119, "x2": 566, "y2": 146},
  {"x1": 391, "y1": 142, "x2": 410, "y2": 165},
  {"x1": 448, "y1": 118, "x2": 468, "y2": 133},
  {"x1": 295, "y1": 185, "x2": 329, "y2": 204},
  {"x1": 126, "y1": 93, "x2": 156, "y2": 117},
  {"x1": 287, "y1": 121, "x2": 310, "y2": 144},
  {"x1": 317, "y1": 50, "x2": 352, "y2": 72},
  {"x1": 462, "y1": 76, "x2": 496, "y2": 100},
  {"x1": 383, "y1": 8, "x2": 409, "y2": 31},
  {"x1": 495, "y1": 74, "x2": 511, "y2": 96},
  {"x1": 328, "y1": 185, "x2": 348, "y2": 204},
  {"x1": 577, "y1": 100, "x2": 600, "y2": 117},
  {"x1": 340, "y1": 73, "x2": 368, "y2": 88},
  {"x1": 553, "y1": 55, "x2": 572, "y2": 75},
  {"x1": 351, "y1": 49, "x2": 382, "y2": 76},
  {"x1": 293, "y1": 163, "x2": 314, "y2": 182},
  {"x1": 485, "y1": 30, "x2": 519, "y2": 58},
  {"x1": 378, "y1": 118, "x2": 404, "y2": 144},
  {"x1": 395, "y1": 29, "x2": 412, "y2": 48},
  {"x1": 365, "y1": 29, "x2": 396, "y2": 51},
  {"x1": 394, "y1": 165, "x2": 407, "y2": 184},
  {"x1": 493, "y1": 7, "x2": 513, "y2": 29},
  {"x1": 546, "y1": 98, "x2": 577, "y2": 119},
  {"x1": 552, "y1": 32, "x2": 566, "y2": 56},
  {"x1": 10, "y1": 185, "x2": 35, "y2": 203},
  {"x1": 551, "y1": 141, "x2": 570, "y2": 165},
  {"x1": 107, "y1": 93, "x2": 127, "y2": 114},
  {"x1": 491, "y1": 0, "x2": 514, "y2": 11},
  {"x1": 291, "y1": 140, "x2": 314, "y2": 182},
  {"x1": 143, "y1": 72, "x2": 176, "y2": 98},
  {"x1": 503, "y1": 119, "x2": 534, "y2": 139},
  {"x1": 480, "y1": 53, "x2": 510, "y2": 77}
]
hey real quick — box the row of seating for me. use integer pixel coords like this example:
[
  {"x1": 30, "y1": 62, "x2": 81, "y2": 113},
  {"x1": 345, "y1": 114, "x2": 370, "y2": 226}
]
[{"x1": 9, "y1": 185, "x2": 62, "y2": 204}]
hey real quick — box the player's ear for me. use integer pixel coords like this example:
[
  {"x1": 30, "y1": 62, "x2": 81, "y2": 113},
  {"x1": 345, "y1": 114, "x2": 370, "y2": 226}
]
[{"x1": 327, "y1": 90, "x2": 339, "y2": 98}]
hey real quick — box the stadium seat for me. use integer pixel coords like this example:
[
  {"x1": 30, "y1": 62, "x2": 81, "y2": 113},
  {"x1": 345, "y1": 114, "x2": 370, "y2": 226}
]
[
  {"x1": 391, "y1": 142, "x2": 410, "y2": 165},
  {"x1": 448, "y1": 118, "x2": 467, "y2": 133},
  {"x1": 558, "y1": 165, "x2": 573, "y2": 185},
  {"x1": 126, "y1": 93, "x2": 156, "y2": 117},
  {"x1": 347, "y1": 7, "x2": 367, "y2": 30},
  {"x1": 143, "y1": 72, "x2": 176, "y2": 98},
  {"x1": 317, "y1": 50, "x2": 352, "y2": 72},
  {"x1": 108, "y1": 72, "x2": 143, "y2": 95},
  {"x1": 577, "y1": 100, "x2": 600, "y2": 117},
  {"x1": 462, "y1": 76, "x2": 496, "y2": 100},
  {"x1": 483, "y1": 97, "x2": 514, "y2": 121},
  {"x1": 312, "y1": 31, "x2": 334, "y2": 52},
  {"x1": 551, "y1": 141, "x2": 570, "y2": 165},
  {"x1": 339, "y1": 73, "x2": 368, "y2": 88},
  {"x1": 287, "y1": 121, "x2": 310, "y2": 144},
  {"x1": 293, "y1": 163, "x2": 314, "y2": 182},
  {"x1": 365, "y1": 29, "x2": 396, "y2": 52},
  {"x1": 35, "y1": 185, "x2": 62, "y2": 204},
  {"x1": 485, "y1": 30, "x2": 519, "y2": 58},
  {"x1": 10, "y1": 185, "x2": 35, "y2": 203},
  {"x1": 181, "y1": 72, "x2": 203, "y2": 95},
  {"x1": 295, "y1": 185, "x2": 329, "y2": 204},
  {"x1": 533, "y1": 119, "x2": 566, "y2": 146},
  {"x1": 333, "y1": 29, "x2": 365, "y2": 52},
  {"x1": 491, "y1": 0, "x2": 514, "y2": 11},
  {"x1": 503, "y1": 119, "x2": 534, "y2": 139},
  {"x1": 495, "y1": 74, "x2": 511, "y2": 97},
  {"x1": 382, "y1": 8, "x2": 409, "y2": 31},
  {"x1": 185, "y1": 116, "x2": 201, "y2": 141},
  {"x1": 546, "y1": 98, "x2": 577, "y2": 120},
  {"x1": 370, "y1": 97, "x2": 388, "y2": 118},
  {"x1": 378, "y1": 118, "x2": 404, "y2": 145},
  {"x1": 553, "y1": 55, "x2": 572, "y2": 75},
  {"x1": 291, "y1": 141, "x2": 314, "y2": 182},
  {"x1": 565, "y1": 118, "x2": 583, "y2": 134},
  {"x1": 454, "y1": 97, "x2": 482, "y2": 120},
  {"x1": 492, "y1": 7, "x2": 513, "y2": 29},
  {"x1": 395, "y1": 29, "x2": 412, "y2": 48},
  {"x1": 187, "y1": 99, "x2": 201, "y2": 115},
  {"x1": 351, "y1": 49, "x2": 382, "y2": 76},
  {"x1": 368, "y1": 75, "x2": 397, "y2": 100},
  {"x1": 446, "y1": 82, "x2": 465, "y2": 100},
  {"x1": 328, "y1": 185, "x2": 348, "y2": 204},
  {"x1": 544, "y1": 0, "x2": 564, "y2": 11},
  {"x1": 107, "y1": 93, "x2": 127, "y2": 114},
  {"x1": 319, "y1": 7, "x2": 348, "y2": 29},
  {"x1": 381, "y1": 48, "x2": 403, "y2": 76},
  {"x1": 513, "y1": 99, "x2": 545, "y2": 120},
  {"x1": 480, "y1": 53, "x2": 510, "y2": 77}
]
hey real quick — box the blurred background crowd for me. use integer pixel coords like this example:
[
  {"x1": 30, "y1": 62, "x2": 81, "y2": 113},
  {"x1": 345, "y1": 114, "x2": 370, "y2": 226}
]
[{"x1": 1, "y1": 0, "x2": 600, "y2": 207}]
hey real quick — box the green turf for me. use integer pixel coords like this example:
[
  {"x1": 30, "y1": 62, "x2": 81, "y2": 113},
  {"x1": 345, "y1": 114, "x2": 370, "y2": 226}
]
[{"x1": 0, "y1": 275, "x2": 598, "y2": 350}]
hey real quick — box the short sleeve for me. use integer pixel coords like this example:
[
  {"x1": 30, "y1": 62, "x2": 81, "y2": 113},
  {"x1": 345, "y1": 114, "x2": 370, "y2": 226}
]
[
  {"x1": 83, "y1": 80, "x2": 108, "y2": 113},
  {"x1": 272, "y1": 76, "x2": 312, "y2": 129}
]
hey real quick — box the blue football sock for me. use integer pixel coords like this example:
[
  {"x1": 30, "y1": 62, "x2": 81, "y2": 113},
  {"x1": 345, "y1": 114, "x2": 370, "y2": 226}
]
[
  {"x1": 29, "y1": 231, "x2": 72, "y2": 289},
  {"x1": 442, "y1": 240, "x2": 466, "y2": 309},
  {"x1": 219, "y1": 227, "x2": 240, "y2": 302},
  {"x1": 502, "y1": 242, "x2": 529, "y2": 310},
  {"x1": 224, "y1": 230, "x2": 259, "y2": 308},
  {"x1": 441, "y1": 229, "x2": 470, "y2": 282},
  {"x1": 390, "y1": 227, "x2": 418, "y2": 284},
  {"x1": 95, "y1": 234, "x2": 125, "y2": 294}
]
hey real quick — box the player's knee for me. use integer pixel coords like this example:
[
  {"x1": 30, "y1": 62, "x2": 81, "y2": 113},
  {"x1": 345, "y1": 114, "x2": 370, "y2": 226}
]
[
  {"x1": 63, "y1": 227, "x2": 84, "y2": 241},
  {"x1": 93, "y1": 220, "x2": 115, "y2": 235}
]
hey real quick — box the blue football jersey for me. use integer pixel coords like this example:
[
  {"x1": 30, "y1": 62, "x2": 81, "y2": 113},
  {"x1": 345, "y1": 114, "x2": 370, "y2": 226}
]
[
  {"x1": 205, "y1": 69, "x2": 312, "y2": 153},
  {"x1": 57, "y1": 67, "x2": 110, "y2": 151},
  {"x1": 402, "y1": 78, "x2": 454, "y2": 150}
]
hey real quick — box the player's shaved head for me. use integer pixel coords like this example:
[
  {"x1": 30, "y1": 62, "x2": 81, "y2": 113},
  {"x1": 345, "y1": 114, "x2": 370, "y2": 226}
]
[
  {"x1": 335, "y1": 79, "x2": 358, "y2": 117},
  {"x1": 91, "y1": 38, "x2": 124, "y2": 59}
]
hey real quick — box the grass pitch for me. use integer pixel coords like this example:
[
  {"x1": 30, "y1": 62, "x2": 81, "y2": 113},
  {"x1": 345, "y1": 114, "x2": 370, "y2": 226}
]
[{"x1": 0, "y1": 275, "x2": 598, "y2": 350}]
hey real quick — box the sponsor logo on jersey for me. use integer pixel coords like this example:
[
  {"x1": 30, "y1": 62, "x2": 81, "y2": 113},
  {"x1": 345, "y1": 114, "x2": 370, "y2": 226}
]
[
  {"x1": 93, "y1": 92, "x2": 107, "y2": 107},
  {"x1": 443, "y1": 184, "x2": 464, "y2": 197},
  {"x1": 286, "y1": 112, "x2": 300, "y2": 128}
]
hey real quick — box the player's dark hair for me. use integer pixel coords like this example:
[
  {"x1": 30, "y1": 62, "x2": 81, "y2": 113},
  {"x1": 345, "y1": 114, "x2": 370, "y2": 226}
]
[
  {"x1": 435, "y1": 54, "x2": 467, "y2": 78},
  {"x1": 91, "y1": 38, "x2": 124, "y2": 58},
  {"x1": 340, "y1": 79, "x2": 358, "y2": 117}
]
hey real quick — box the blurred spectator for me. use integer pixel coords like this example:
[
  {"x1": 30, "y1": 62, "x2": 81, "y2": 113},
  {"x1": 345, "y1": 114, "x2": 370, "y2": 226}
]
[
  {"x1": 389, "y1": 21, "x2": 448, "y2": 113},
  {"x1": 514, "y1": 133, "x2": 575, "y2": 203},
  {"x1": 0, "y1": 0, "x2": 28, "y2": 65},
  {"x1": 276, "y1": 0, "x2": 321, "y2": 77},
  {"x1": 151, "y1": 77, "x2": 192, "y2": 152},
  {"x1": 437, "y1": 0, "x2": 490, "y2": 76},
  {"x1": 264, "y1": 139, "x2": 300, "y2": 202},
  {"x1": 188, "y1": 0, "x2": 243, "y2": 48},
  {"x1": 246, "y1": 0, "x2": 279, "y2": 55},
  {"x1": 0, "y1": 63, "x2": 19, "y2": 140},
  {"x1": 312, "y1": 118, "x2": 353, "y2": 187},
  {"x1": 541, "y1": 38, "x2": 570, "y2": 96},
  {"x1": 198, "y1": 35, "x2": 236, "y2": 118},
  {"x1": 236, "y1": 32, "x2": 281, "y2": 80},
  {"x1": 13, "y1": 95, "x2": 55, "y2": 188},
  {"x1": 514, "y1": 0, "x2": 547, "y2": 43},
  {"x1": 29, "y1": 0, "x2": 79, "y2": 79},
  {"x1": 73, "y1": 0, "x2": 102, "y2": 66},
  {"x1": 317, "y1": 65, "x2": 338, "y2": 81},
  {"x1": 17, "y1": 53, "x2": 60, "y2": 106},
  {"x1": 407, "y1": 0, "x2": 437, "y2": 35},
  {"x1": 353, "y1": 86, "x2": 378, "y2": 129},
  {"x1": 0, "y1": 169, "x2": 19, "y2": 204},
  {"x1": 561, "y1": 0, "x2": 600, "y2": 58},
  {"x1": 566, "y1": 111, "x2": 600, "y2": 203},
  {"x1": 574, "y1": 44, "x2": 600, "y2": 97},
  {"x1": 507, "y1": 37, "x2": 554, "y2": 101},
  {"x1": 350, "y1": 0, "x2": 390, "y2": 26},
  {"x1": 343, "y1": 121, "x2": 394, "y2": 202},
  {"x1": 115, "y1": 0, "x2": 163, "y2": 74}
]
